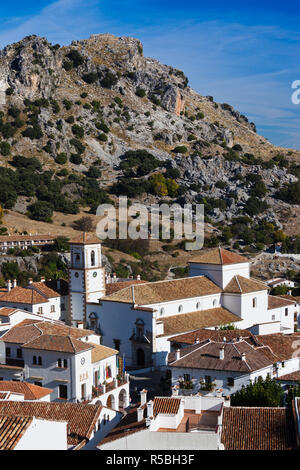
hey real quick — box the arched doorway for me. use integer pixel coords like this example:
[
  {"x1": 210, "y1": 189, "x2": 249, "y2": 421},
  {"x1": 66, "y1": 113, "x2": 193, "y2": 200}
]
[
  {"x1": 136, "y1": 348, "x2": 145, "y2": 367},
  {"x1": 106, "y1": 394, "x2": 115, "y2": 409},
  {"x1": 119, "y1": 388, "x2": 127, "y2": 410}
]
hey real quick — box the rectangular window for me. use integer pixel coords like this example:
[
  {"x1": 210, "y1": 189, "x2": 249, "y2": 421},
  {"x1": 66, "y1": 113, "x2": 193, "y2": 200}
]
[
  {"x1": 227, "y1": 377, "x2": 234, "y2": 387},
  {"x1": 59, "y1": 385, "x2": 68, "y2": 399},
  {"x1": 205, "y1": 375, "x2": 211, "y2": 384},
  {"x1": 285, "y1": 308, "x2": 288, "y2": 317},
  {"x1": 34, "y1": 381, "x2": 42, "y2": 387},
  {"x1": 272, "y1": 315, "x2": 275, "y2": 321},
  {"x1": 51, "y1": 305, "x2": 55, "y2": 312},
  {"x1": 38, "y1": 307, "x2": 43, "y2": 314},
  {"x1": 17, "y1": 348, "x2": 22, "y2": 358},
  {"x1": 5, "y1": 347, "x2": 11, "y2": 358},
  {"x1": 114, "y1": 339, "x2": 121, "y2": 351},
  {"x1": 184, "y1": 374, "x2": 190, "y2": 382}
]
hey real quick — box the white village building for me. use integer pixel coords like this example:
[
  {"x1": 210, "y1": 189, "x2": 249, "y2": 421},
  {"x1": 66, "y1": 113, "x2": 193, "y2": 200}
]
[
  {"x1": 79, "y1": 246, "x2": 297, "y2": 368},
  {"x1": 0, "y1": 318, "x2": 129, "y2": 410}
]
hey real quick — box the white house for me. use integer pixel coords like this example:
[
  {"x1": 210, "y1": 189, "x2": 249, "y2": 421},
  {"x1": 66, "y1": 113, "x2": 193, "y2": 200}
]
[
  {"x1": 167, "y1": 329, "x2": 300, "y2": 396},
  {"x1": 0, "y1": 278, "x2": 69, "y2": 322},
  {"x1": 0, "y1": 380, "x2": 52, "y2": 402},
  {"x1": 0, "y1": 319, "x2": 130, "y2": 410}
]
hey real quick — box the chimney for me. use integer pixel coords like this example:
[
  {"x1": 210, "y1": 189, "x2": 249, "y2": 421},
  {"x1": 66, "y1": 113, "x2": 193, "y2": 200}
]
[
  {"x1": 147, "y1": 400, "x2": 153, "y2": 418},
  {"x1": 12, "y1": 279, "x2": 17, "y2": 288},
  {"x1": 241, "y1": 353, "x2": 246, "y2": 361},
  {"x1": 77, "y1": 321, "x2": 84, "y2": 329},
  {"x1": 137, "y1": 407, "x2": 144, "y2": 422},
  {"x1": 219, "y1": 346, "x2": 225, "y2": 360},
  {"x1": 28, "y1": 278, "x2": 33, "y2": 285},
  {"x1": 194, "y1": 337, "x2": 199, "y2": 344},
  {"x1": 176, "y1": 349, "x2": 181, "y2": 361},
  {"x1": 140, "y1": 389, "x2": 147, "y2": 406},
  {"x1": 137, "y1": 275, "x2": 141, "y2": 281},
  {"x1": 40, "y1": 277, "x2": 45, "y2": 283},
  {"x1": 7, "y1": 280, "x2": 12, "y2": 292}
]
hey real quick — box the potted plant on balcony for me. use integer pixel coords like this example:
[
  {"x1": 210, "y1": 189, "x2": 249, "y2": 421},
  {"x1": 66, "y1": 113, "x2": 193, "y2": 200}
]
[{"x1": 199, "y1": 379, "x2": 217, "y2": 393}]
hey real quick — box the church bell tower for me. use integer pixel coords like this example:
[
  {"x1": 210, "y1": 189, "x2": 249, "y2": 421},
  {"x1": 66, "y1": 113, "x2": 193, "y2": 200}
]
[{"x1": 68, "y1": 233, "x2": 105, "y2": 327}]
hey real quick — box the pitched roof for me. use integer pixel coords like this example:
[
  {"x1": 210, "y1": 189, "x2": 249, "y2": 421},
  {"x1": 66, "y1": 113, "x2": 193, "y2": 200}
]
[
  {"x1": 1, "y1": 320, "x2": 95, "y2": 355},
  {"x1": 158, "y1": 307, "x2": 241, "y2": 337},
  {"x1": 0, "y1": 381, "x2": 52, "y2": 400},
  {"x1": 223, "y1": 275, "x2": 268, "y2": 294},
  {"x1": 0, "y1": 307, "x2": 18, "y2": 317},
  {"x1": 168, "y1": 339, "x2": 273, "y2": 372},
  {"x1": 189, "y1": 248, "x2": 248, "y2": 265},
  {"x1": 69, "y1": 233, "x2": 101, "y2": 245},
  {"x1": 268, "y1": 295, "x2": 297, "y2": 310},
  {"x1": 103, "y1": 276, "x2": 222, "y2": 305},
  {"x1": 254, "y1": 333, "x2": 300, "y2": 362},
  {"x1": 1, "y1": 319, "x2": 94, "y2": 345},
  {"x1": 105, "y1": 280, "x2": 147, "y2": 296},
  {"x1": 0, "y1": 401, "x2": 102, "y2": 448},
  {"x1": 99, "y1": 405, "x2": 147, "y2": 446},
  {"x1": 221, "y1": 407, "x2": 297, "y2": 450},
  {"x1": 90, "y1": 343, "x2": 118, "y2": 363},
  {"x1": 168, "y1": 328, "x2": 255, "y2": 345},
  {"x1": 30, "y1": 282, "x2": 61, "y2": 298},
  {"x1": 153, "y1": 397, "x2": 181, "y2": 417},
  {"x1": 22, "y1": 334, "x2": 92, "y2": 354},
  {"x1": 0, "y1": 286, "x2": 48, "y2": 305},
  {"x1": 0, "y1": 415, "x2": 33, "y2": 450}
]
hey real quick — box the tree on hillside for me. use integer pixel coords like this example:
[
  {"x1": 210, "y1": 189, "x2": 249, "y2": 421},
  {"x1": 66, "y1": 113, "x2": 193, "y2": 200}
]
[{"x1": 72, "y1": 216, "x2": 94, "y2": 232}]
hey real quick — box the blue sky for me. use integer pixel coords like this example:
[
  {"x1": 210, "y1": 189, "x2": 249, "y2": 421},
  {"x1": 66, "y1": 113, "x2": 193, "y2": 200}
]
[{"x1": 1, "y1": 0, "x2": 300, "y2": 149}]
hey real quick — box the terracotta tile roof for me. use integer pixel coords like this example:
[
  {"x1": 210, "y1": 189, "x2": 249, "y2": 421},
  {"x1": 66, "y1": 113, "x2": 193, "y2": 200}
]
[
  {"x1": 0, "y1": 307, "x2": 18, "y2": 317},
  {"x1": 0, "y1": 401, "x2": 102, "y2": 448},
  {"x1": 89, "y1": 343, "x2": 118, "y2": 363},
  {"x1": 22, "y1": 334, "x2": 92, "y2": 354},
  {"x1": 0, "y1": 415, "x2": 33, "y2": 450},
  {"x1": 276, "y1": 371, "x2": 300, "y2": 382},
  {"x1": 0, "y1": 286, "x2": 48, "y2": 305},
  {"x1": 168, "y1": 328, "x2": 255, "y2": 345},
  {"x1": 158, "y1": 307, "x2": 241, "y2": 336},
  {"x1": 103, "y1": 276, "x2": 222, "y2": 305},
  {"x1": 0, "y1": 235, "x2": 56, "y2": 242},
  {"x1": 268, "y1": 296, "x2": 297, "y2": 310},
  {"x1": 223, "y1": 275, "x2": 268, "y2": 294},
  {"x1": 221, "y1": 407, "x2": 297, "y2": 450},
  {"x1": 99, "y1": 405, "x2": 147, "y2": 446},
  {"x1": 254, "y1": 333, "x2": 300, "y2": 362},
  {"x1": 105, "y1": 280, "x2": 147, "y2": 296},
  {"x1": 69, "y1": 233, "x2": 101, "y2": 245},
  {"x1": 189, "y1": 248, "x2": 248, "y2": 265},
  {"x1": 30, "y1": 282, "x2": 61, "y2": 298},
  {"x1": 280, "y1": 295, "x2": 300, "y2": 303},
  {"x1": 0, "y1": 381, "x2": 52, "y2": 400},
  {"x1": 168, "y1": 339, "x2": 273, "y2": 372},
  {"x1": 1, "y1": 319, "x2": 94, "y2": 345},
  {"x1": 153, "y1": 397, "x2": 181, "y2": 416}
]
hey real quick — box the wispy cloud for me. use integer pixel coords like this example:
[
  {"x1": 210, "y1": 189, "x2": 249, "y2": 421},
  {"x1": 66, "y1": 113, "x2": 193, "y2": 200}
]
[{"x1": 0, "y1": 0, "x2": 104, "y2": 47}]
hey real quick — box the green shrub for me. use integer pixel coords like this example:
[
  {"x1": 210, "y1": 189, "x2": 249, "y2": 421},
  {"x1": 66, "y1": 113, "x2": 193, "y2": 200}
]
[
  {"x1": 6, "y1": 87, "x2": 14, "y2": 95},
  {"x1": 70, "y1": 138, "x2": 85, "y2": 154},
  {"x1": 97, "y1": 133, "x2": 108, "y2": 142},
  {"x1": 71, "y1": 124, "x2": 84, "y2": 138},
  {"x1": 135, "y1": 88, "x2": 146, "y2": 98},
  {"x1": 66, "y1": 49, "x2": 84, "y2": 67},
  {"x1": 55, "y1": 153, "x2": 68, "y2": 165},
  {"x1": 0, "y1": 141, "x2": 11, "y2": 156},
  {"x1": 82, "y1": 72, "x2": 98, "y2": 84},
  {"x1": 22, "y1": 124, "x2": 43, "y2": 140},
  {"x1": 70, "y1": 154, "x2": 83, "y2": 165},
  {"x1": 173, "y1": 146, "x2": 188, "y2": 154},
  {"x1": 100, "y1": 71, "x2": 118, "y2": 89},
  {"x1": 95, "y1": 121, "x2": 110, "y2": 133}
]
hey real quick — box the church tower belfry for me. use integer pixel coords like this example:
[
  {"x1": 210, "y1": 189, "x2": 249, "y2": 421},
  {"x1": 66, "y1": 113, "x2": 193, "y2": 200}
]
[{"x1": 68, "y1": 233, "x2": 105, "y2": 327}]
